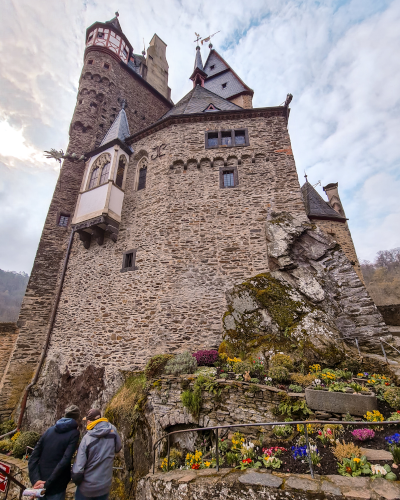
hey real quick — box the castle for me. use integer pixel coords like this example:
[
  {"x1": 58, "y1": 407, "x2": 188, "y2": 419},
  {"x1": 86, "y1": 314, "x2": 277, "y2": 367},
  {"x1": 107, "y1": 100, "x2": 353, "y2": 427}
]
[{"x1": 0, "y1": 14, "x2": 369, "y2": 425}]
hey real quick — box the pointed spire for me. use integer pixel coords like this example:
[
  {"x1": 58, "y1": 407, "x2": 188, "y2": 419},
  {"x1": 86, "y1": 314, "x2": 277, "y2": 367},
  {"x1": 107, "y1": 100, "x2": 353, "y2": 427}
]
[
  {"x1": 106, "y1": 12, "x2": 122, "y2": 32},
  {"x1": 100, "y1": 105, "x2": 130, "y2": 146},
  {"x1": 194, "y1": 46, "x2": 204, "y2": 71},
  {"x1": 190, "y1": 46, "x2": 207, "y2": 88}
]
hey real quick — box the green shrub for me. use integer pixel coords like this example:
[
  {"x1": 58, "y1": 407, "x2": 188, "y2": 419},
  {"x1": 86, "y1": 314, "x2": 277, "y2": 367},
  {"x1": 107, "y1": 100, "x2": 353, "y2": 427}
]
[
  {"x1": 0, "y1": 439, "x2": 13, "y2": 452},
  {"x1": 220, "y1": 373, "x2": 228, "y2": 379},
  {"x1": 13, "y1": 431, "x2": 40, "y2": 458},
  {"x1": 268, "y1": 365, "x2": 289, "y2": 382},
  {"x1": 181, "y1": 384, "x2": 202, "y2": 417},
  {"x1": 250, "y1": 378, "x2": 260, "y2": 384},
  {"x1": 144, "y1": 354, "x2": 174, "y2": 379},
  {"x1": 232, "y1": 361, "x2": 252, "y2": 375},
  {"x1": 270, "y1": 354, "x2": 293, "y2": 371},
  {"x1": 273, "y1": 424, "x2": 293, "y2": 438},
  {"x1": 0, "y1": 420, "x2": 15, "y2": 436},
  {"x1": 384, "y1": 387, "x2": 400, "y2": 409},
  {"x1": 288, "y1": 384, "x2": 303, "y2": 393},
  {"x1": 165, "y1": 351, "x2": 197, "y2": 375}
]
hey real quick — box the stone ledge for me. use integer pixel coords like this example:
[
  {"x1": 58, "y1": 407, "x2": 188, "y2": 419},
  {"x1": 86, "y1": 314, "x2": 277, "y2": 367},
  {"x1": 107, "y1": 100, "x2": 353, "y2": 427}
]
[{"x1": 137, "y1": 469, "x2": 400, "y2": 500}]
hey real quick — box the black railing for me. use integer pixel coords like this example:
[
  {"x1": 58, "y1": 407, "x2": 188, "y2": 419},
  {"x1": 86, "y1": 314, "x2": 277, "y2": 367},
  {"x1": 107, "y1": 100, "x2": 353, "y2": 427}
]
[
  {"x1": 0, "y1": 468, "x2": 26, "y2": 500},
  {"x1": 153, "y1": 419, "x2": 400, "y2": 479}
]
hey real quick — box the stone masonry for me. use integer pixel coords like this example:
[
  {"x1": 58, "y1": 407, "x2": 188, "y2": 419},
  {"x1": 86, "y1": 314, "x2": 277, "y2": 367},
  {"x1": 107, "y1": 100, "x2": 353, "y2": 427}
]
[
  {"x1": 0, "y1": 43, "x2": 171, "y2": 420},
  {"x1": 0, "y1": 323, "x2": 18, "y2": 420}
]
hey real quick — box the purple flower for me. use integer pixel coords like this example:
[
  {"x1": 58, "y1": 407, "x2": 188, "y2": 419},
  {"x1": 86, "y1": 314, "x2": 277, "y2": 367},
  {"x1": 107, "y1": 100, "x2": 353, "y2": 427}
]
[
  {"x1": 351, "y1": 428, "x2": 375, "y2": 441},
  {"x1": 192, "y1": 350, "x2": 219, "y2": 366}
]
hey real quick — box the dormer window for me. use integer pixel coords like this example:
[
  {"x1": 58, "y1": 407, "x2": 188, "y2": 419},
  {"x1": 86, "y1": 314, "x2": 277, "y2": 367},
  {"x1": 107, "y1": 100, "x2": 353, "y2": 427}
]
[
  {"x1": 210, "y1": 64, "x2": 215, "y2": 70},
  {"x1": 204, "y1": 104, "x2": 219, "y2": 112},
  {"x1": 222, "y1": 83, "x2": 227, "y2": 89}
]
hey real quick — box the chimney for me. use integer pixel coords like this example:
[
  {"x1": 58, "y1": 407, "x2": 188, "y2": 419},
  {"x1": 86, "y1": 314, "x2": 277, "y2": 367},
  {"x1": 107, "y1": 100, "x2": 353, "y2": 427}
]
[{"x1": 323, "y1": 182, "x2": 346, "y2": 218}]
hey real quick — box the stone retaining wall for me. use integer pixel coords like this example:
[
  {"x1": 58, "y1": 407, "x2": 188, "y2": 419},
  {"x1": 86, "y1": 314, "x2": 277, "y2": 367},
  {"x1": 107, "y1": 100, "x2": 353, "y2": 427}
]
[
  {"x1": 137, "y1": 468, "x2": 400, "y2": 500},
  {"x1": 146, "y1": 374, "x2": 304, "y2": 447}
]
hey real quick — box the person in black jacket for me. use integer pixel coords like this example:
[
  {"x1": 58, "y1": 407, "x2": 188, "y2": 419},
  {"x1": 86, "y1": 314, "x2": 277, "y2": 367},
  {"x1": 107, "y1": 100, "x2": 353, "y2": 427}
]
[{"x1": 29, "y1": 405, "x2": 80, "y2": 500}]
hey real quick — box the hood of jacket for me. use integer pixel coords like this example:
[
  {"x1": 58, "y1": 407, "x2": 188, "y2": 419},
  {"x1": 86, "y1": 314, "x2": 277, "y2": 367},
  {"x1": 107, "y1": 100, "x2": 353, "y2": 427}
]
[
  {"x1": 54, "y1": 417, "x2": 78, "y2": 433},
  {"x1": 87, "y1": 420, "x2": 113, "y2": 437}
]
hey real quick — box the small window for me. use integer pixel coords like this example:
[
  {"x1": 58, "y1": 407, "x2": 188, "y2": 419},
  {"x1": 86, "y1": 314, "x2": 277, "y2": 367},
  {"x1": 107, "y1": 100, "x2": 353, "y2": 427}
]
[
  {"x1": 122, "y1": 48, "x2": 128, "y2": 57},
  {"x1": 97, "y1": 32, "x2": 104, "y2": 39},
  {"x1": 88, "y1": 167, "x2": 99, "y2": 189},
  {"x1": 58, "y1": 214, "x2": 70, "y2": 227},
  {"x1": 138, "y1": 166, "x2": 147, "y2": 190},
  {"x1": 115, "y1": 157, "x2": 126, "y2": 188},
  {"x1": 235, "y1": 130, "x2": 246, "y2": 145},
  {"x1": 103, "y1": 63, "x2": 110, "y2": 69},
  {"x1": 121, "y1": 249, "x2": 137, "y2": 272},
  {"x1": 220, "y1": 167, "x2": 238, "y2": 189},
  {"x1": 207, "y1": 132, "x2": 218, "y2": 148},
  {"x1": 88, "y1": 59, "x2": 93, "y2": 65},
  {"x1": 222, "y1": 82, "x2": 227, "y2": 89},
  {"x1": 221, "y1": 131, "x2": 232, "y2": 146},
  {"x1": 79, "y1": 99, "x2": 83, "y2": 104},
  {"x1": 100, "y1": 162, "x2": 110, "y2": 185},
  {"x1": 210, "y1": 64, "x2": 215, "y2": 70}
]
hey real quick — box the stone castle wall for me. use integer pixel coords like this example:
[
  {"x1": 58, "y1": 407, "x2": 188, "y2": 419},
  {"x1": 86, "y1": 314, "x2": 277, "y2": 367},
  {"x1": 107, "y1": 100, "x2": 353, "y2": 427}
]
[
  {"x1": 16, "y1": 112, "x2": 306, "y2": 425},
  {"x1": 0, "y1": 48, "x2": 171, "y2": 421},
  {"x1": 315, "y1": 219, "x2": 363, "y2": 282},
  {"x1": 39, "y1": 114, "x2": 304, "y2": 378},
  {"x1": 0, "y1": 323, "x2": 18, "y2": 420}
]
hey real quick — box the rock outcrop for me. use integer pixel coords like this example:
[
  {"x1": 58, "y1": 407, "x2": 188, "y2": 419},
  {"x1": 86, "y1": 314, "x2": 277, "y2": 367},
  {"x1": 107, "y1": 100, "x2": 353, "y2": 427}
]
[{"x1": 223, "y1": 212, "x2": 390, "y2": 362}]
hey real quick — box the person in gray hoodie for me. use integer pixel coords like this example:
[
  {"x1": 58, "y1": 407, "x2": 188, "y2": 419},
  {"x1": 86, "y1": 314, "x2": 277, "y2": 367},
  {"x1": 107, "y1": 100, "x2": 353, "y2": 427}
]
[{"x1": 72, "y1": 409, "x2": 122, "y2": 500}]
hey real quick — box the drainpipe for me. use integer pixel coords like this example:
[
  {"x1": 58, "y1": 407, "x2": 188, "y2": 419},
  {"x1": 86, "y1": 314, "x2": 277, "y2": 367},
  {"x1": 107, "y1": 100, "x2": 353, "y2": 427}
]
[{"x1": 0, "y1": 229, "x2": 76, "y2": 438}]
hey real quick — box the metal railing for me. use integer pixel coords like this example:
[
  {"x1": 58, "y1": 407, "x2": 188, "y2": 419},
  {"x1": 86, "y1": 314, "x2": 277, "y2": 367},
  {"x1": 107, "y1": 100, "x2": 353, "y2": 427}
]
[
  {"x1": 0, "y1": 468, "x2": 26, "y2": 500},
  {"x1": 153, "y1": 419, "x2": 400, "y2": 479}
]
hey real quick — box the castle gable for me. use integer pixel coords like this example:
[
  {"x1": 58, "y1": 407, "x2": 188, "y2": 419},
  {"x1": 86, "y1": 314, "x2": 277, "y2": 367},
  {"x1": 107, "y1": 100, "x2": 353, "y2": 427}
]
[{"x1": 100, "y1": 108, "x2": 131, "y2": 146}]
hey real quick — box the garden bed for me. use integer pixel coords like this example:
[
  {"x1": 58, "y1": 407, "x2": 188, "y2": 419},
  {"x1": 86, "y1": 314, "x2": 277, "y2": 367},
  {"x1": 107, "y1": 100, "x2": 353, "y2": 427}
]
[{"x1": 305, "y1": 387, "x2": 377, "y2": 416}]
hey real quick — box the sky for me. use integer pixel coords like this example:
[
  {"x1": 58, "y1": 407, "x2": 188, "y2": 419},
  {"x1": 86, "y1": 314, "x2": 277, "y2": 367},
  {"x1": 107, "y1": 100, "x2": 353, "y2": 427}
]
[{"x1": 0, "y1": 0, "x2": 399, "y2": 274}]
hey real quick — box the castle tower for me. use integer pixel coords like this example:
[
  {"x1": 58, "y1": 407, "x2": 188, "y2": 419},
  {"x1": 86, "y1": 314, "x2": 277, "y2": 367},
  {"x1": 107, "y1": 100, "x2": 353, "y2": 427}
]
[
  {"x1": 301, "y1": 180, "x2": 364, "y2": 281},
  {"x1": 0, "y1": 15, "x2": 172, "y2": 422}
]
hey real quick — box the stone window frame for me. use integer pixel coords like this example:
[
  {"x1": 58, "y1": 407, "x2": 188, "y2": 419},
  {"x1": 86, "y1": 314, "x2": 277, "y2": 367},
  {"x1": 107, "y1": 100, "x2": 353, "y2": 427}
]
[
  {"x1": 205, "y1": 129, "x2": 249, "y2": 149},
  {"x1": 136, "y1": 157, "x2": 148, "y2": 191},
  {"x1": 115, "y1": 154, "x2": 128, "y2": 190},
  {"x1": 219, "y1": 166, "x2": 239, "y2": 189},
  {"x1": 85, "y1": 153, "x2": 112, "y2": 191},
  {"x1": 121, "y1": 249, "x2": 138, "y2": 273},
  {"x1": 56, "y1": 211, "x2": 71, "y2": 228}
]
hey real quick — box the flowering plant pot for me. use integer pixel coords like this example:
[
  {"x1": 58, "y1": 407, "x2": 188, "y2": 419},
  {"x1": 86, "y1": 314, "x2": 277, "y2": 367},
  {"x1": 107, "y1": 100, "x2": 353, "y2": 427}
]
[{"x1": 305, "y1": 387, "x2": 377, "y2": 416}]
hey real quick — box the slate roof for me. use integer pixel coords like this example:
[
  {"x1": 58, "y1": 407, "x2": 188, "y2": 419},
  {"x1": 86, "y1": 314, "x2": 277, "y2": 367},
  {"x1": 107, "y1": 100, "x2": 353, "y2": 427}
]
[
  {"x1": 100, "y1": 108, "x2": 130, "y2": 146},
  {"x1": 301, "y1": 182, "x2": 346, "y2": 221},
  {"x1": 161, "y1": 85, "x2": 241, "y2": 118},
  {"x1": 202, "y1": 49, "x2": 253, "y2": 100},
  {"x1": 128, "y1": 53, "x2": 145, "y2": 75},
  {"x1": 106, "y1": 15, "x2": 123, "y2": 32}
]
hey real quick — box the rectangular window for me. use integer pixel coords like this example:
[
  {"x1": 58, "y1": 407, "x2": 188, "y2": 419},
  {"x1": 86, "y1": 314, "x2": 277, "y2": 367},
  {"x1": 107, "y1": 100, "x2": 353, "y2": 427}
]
[
  {"x1": 121, "y1": 249, "x2": 137, "y2": 272},
  {"x1": 223, "y1": 171, "x2": 234, "y2": 187},
  {"x1": 122, "y1": 48, "x2": 128, "y2": 57},
  {"x1": 103, "y1": 63, "x2": 110, "y2": 69},
  {"x1": 97, "y1": 32, "x2": 104, "y2": 39},
  {"x1": 88, "y1": 59, "x2": 93, "y2": 65},
  {"x1": 205, "y1": 129, "x2": 249, "y2": 149},
  {"x1": 58, "y1": 214, "x2": 70, "y2": 227},
  {"x1": 235, "y1": 130, "x2": 246, "y2": 145},
  {"x1": 221, "y1": 131, "x2": 232, "y2": 146},
  {"x1": 219, "y1": 167, "x2": 238, "y2": 189},
  {"x1": 207, "y1": 132, "x2": 219, "y2": 148}
]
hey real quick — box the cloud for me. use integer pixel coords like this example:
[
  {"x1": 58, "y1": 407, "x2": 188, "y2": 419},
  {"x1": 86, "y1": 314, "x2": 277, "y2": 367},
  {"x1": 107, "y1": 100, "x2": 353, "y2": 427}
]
[{"x1": 0, "y1": 0, "x2": 399, "y2": 273}]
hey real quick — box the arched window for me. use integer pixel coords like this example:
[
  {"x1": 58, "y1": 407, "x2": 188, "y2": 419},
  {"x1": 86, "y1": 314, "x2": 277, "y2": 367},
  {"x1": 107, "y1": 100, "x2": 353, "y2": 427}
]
[
  {"x1": 115, "y1": 156, "x2": 127, "y2": 188},
  {"x1": 100, "y1": 162, "x2": 110, "y2": 185},
  {"x1": 86, "y1": 153, "x2": 111, "y2": 191},
  {"x1": 137, "y1": 158, "x2": 148, "y2": 191},
  {"x1": 88, "y1": 167, "x2": 99, "y2": 189}
]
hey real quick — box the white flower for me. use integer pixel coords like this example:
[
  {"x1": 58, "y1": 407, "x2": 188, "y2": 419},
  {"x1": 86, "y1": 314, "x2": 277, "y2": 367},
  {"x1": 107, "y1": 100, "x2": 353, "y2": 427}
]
[
  {"x1": 371, "y1": 465, "x2": 387, "y2": 475},
  {"x1": 265, "y1": 377, "x2": 272, "y2": 382},
  {"x1": 313, "y1": 379, "x2": 321, "y2": 385}
]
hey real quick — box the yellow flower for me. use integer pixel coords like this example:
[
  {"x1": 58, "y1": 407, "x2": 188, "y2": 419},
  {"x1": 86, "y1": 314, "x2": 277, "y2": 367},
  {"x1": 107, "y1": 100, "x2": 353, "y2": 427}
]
[
  {"x1": 353, "y1": 458, "x2": 361, "y2": 463},
  {"x1": 205, "y1": 461, "x2": 211, "y2": 467}
]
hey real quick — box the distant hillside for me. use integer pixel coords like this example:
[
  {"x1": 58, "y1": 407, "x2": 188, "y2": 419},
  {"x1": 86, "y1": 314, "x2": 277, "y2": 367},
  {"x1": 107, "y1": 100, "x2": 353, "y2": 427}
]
[
  {"x1": 361, "y1": 247, "x2": 400, "y2": 306},
  {"x1": 0, "y1": 269, "x2": 29, "y2": 322}
]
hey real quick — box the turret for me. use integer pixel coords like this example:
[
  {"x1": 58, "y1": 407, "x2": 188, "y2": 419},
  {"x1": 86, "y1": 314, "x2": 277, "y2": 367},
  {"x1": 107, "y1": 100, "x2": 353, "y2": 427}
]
[
  {"x1": 85, "y1": 12, "x2": 132, "y2": 64},
  {"x1": 189, "y1": 46, "x2": 207, "y2": 87}
]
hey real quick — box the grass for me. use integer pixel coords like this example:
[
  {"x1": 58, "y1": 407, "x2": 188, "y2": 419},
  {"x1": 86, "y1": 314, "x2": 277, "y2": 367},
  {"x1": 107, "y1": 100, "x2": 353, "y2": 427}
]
[{"x1": 105, "y1": 373, "x2": 147, "y2": 424}]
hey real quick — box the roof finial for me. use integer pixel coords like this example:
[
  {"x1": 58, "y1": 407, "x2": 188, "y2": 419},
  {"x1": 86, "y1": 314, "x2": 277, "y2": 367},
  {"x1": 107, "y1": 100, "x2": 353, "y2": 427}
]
[
  {"x1": 142, "y1": 38, "x2": 146, "y2": 56},
  {"x1": 115, "y1": 11, "x2": 119, "y2": 17},
  {"x1": 304, "y1": 171, "x2": 308, "y2": 182},
  {"x1": 120, "y1": 98, "x2": 127, "y2": 110},
  {"x1": 209, "y1": 43, "x2": 213, "y2": 49}
]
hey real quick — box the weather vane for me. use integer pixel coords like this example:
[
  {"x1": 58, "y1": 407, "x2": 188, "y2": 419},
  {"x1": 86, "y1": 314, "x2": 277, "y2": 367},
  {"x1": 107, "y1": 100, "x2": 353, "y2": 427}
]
[
  {"x1": 194, "y1": 31, "x2": 220, "y2": 48},
  {"x1": 44, "y1": 149, "x2": 86, "y2": 164}
]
